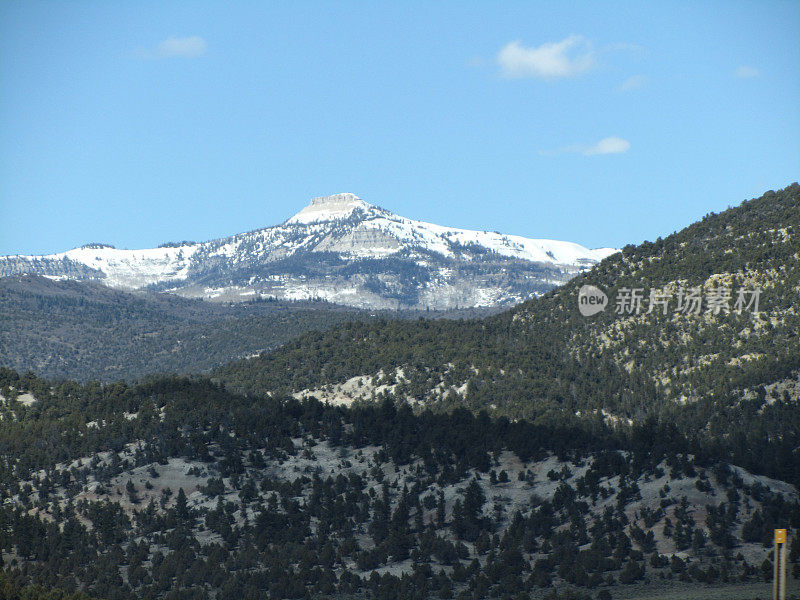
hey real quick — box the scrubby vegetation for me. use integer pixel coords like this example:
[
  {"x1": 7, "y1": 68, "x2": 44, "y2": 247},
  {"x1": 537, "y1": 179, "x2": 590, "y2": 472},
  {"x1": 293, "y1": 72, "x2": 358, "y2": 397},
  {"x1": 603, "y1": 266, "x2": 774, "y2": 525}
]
[
  {"x1": 216, "y1": 184, "x2": 800, "y2": 488},
  {"x1": 1, "y1": 185, "x2": 798, "y2": 599},
  {"x1": 0, "y1": 370, "x2": 797, "y2": 600},
  {"x1": 0, "y1": 276, "x2": 495, "y2": 383}
]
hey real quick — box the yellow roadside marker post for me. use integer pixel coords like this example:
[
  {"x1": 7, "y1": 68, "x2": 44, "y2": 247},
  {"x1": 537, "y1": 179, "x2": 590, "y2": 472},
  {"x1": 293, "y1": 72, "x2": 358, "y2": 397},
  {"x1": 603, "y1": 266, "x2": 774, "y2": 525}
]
[{"x1": 774, "y1": 528, "x2": 787, "y2": 600}]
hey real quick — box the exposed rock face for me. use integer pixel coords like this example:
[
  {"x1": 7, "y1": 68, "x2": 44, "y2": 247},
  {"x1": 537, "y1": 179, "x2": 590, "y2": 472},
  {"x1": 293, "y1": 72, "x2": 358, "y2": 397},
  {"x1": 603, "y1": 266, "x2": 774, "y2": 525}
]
[
  {"x1": 0, "y1": 194, "x2": 618, "y2": 309},
  {"x1": 0, "y1": 256, "x2": 104, "y2": 281}
]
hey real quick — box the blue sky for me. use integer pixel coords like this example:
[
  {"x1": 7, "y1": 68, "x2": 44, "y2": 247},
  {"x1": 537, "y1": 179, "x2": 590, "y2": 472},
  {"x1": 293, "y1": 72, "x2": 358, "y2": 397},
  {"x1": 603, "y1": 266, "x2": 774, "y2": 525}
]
[{"x1": 1, "y1": 1, "x2": 798, "y2": 256}]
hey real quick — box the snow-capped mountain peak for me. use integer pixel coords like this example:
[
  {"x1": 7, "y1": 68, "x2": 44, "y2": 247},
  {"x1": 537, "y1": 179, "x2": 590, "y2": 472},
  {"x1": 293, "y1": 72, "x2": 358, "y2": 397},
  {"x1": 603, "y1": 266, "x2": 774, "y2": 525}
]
[
  {"x1": 286, "y1": 193, "x2": 381, "y2": 224},
  {"x1": 0, "y1": 193, "x2": 619, "y2": 309}
]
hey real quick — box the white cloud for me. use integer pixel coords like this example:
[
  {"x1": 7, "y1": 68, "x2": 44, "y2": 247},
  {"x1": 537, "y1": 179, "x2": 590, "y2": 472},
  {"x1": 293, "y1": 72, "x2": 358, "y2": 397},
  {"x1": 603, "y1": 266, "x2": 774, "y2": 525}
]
[
  {"x1": 619, "y1": 74, "x2": 645, "y2": 91},
  {"x1": 734, "y1": 65, "x2": 759, "y2": 78},
  {"x1": 157, "y1": 36, "x2": 207, "y2": 58},
  {"x1": 583, "y1": 136, "x2": 630, "y2": 155},
  {"x1": 134, "y1": 36, "x2": 207, "y2": 59},
  {"x1": 540, "y1": 136, "x2": 630, "y2": 157},
  {"x1": 497, "y1": 35, "x2": 594, "y2": 79}
]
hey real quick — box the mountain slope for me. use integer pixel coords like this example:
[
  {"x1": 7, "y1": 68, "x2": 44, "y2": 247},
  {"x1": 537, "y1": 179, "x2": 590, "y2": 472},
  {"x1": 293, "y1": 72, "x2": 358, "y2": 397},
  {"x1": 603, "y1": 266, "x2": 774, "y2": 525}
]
[
  {"x1": 214, "y1": 183, "x2": 800, "y2": 485},
  {"x1": 1, "y1": 185, "x2": 798, "y2": 600},
  {"x1": 1, "y1": 370, "x2": 797, "y2": 600},
  {"x1": 0, "y1": 275, "x2": 499, "y2": 382},
  {"x1": 0, "y1": 194, "x2": 616, "y2": 309},
  {"x1": 0, "y1": 275, "x2": 367, "y2": 382}
]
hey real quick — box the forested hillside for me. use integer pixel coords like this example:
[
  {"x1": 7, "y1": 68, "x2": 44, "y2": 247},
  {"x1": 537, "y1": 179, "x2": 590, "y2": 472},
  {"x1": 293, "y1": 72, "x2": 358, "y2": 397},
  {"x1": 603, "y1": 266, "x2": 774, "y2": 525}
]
[
  {"x1": 0, "y1": 369, "x2": 797, "y2": 600},
  {"x1": 216, "y1": 184, "x2": 800, "y2": 487},
  {"x1": 1, "y1": 185, "x2": 798, "y2": 600},
  {"x1": 0, "y1": 276, "x2": 495, "y2": 382}
]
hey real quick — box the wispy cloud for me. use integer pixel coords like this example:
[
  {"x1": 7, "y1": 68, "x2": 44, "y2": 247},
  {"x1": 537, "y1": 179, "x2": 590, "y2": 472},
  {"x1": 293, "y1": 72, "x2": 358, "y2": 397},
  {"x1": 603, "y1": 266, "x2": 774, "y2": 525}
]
[
  {"x1": 734, "y1": 65, "x2": 759, "y2": 78},
  {"x1": 540, "y1": 136, "x2": 631, "y2": 157},
  {"x1": 134, "y1": 36, "x2": 207, "y2": 59},
  {"x1": 584, "y1": 136, "x2": 630, "y2": 155},
  {"x1": 619, "y1": 74, "x2": 645, "y2": 92},
  {"x1": 497, "y1": 35, "x2": 594, "y2": 79}
]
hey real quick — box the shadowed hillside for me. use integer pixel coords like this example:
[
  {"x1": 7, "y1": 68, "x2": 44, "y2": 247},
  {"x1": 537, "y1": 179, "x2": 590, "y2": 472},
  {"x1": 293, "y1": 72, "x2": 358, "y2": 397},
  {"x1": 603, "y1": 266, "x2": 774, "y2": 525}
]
[{"x1": 215, "y1": 184, "x2": 800, "y2": 486}]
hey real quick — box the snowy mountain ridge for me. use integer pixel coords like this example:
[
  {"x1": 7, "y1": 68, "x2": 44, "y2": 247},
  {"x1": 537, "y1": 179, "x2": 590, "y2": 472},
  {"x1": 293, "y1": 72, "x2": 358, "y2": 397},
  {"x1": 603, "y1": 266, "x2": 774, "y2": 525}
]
[{"x1": 0, "y1": 194, "x2": 618, "y2": 309}]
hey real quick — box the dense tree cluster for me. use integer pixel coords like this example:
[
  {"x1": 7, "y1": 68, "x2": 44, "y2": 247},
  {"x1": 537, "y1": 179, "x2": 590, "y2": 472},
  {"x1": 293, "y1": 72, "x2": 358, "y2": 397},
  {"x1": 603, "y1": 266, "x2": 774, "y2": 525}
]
[
  {"x1": 0, "y1": 369, "x2": 798, "y2": 599},
  {"x1": 0, "y1": 185, "x2": 798, "y2": 599},
  {"x1": 0, "y1": 276, "x2": 495, "y2": 383},
  {"x1": 216, "y1": 184, "x2": 800, "y2": 488}
]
